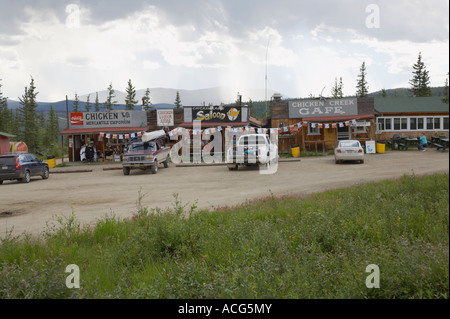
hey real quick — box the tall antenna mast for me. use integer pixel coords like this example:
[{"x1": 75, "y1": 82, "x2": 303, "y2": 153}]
[{"x1": 265, "y1": 36, "x2": 271, "y2": 118}]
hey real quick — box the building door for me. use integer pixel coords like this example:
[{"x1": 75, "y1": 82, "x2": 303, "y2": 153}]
[{"x1": 337, "y1": 125, "x2": 350, "y2": 140}]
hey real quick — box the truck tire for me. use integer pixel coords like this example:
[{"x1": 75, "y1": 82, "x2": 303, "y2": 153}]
[
  {"x1": 22, "y1": 170, "x2": 31, "y2": 183},
  {"x1": 151, "y1": 163, "x2": 158, "y2": 174},
  {"x1": 42, "y1": 167, "x2": 49, "y2": 179},
  {"x1": 123, "y1": 167, "x2": 130, "y2": 175},
  {"x1": 163, "y1": 157, "x2": 170, "y2": 168},
  {"x1": 227, "y1": 164, "x2": 238, "y2": 171}
]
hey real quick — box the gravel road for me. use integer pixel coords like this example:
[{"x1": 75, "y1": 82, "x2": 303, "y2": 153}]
[{"x1": 0, "y1": 150, "x2": 448, "y2": 237}]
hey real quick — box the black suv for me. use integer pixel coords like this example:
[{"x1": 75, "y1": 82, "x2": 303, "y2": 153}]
[{"x1": 0, "y1": 153, "x2": 49, "y2": 184}]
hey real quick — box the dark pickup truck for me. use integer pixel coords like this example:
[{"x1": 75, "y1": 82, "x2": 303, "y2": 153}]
[
  {"x1": 122, "y1": 130, "x2": 171, "y2": 175},
  {"x1": 0, "y1": 153, "x2": 49, "y2": 184}
]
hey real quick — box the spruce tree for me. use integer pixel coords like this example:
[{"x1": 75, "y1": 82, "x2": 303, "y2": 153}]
[
  {"x1": 125, "y1": 79, "x2": 137, "y2": 110},
  {"x1": 104, "y1": 82, "x2": 117, "y2": 111},
  {"x1": 174, "y1": 91, "x2": 182, "y2": 108},
  {"x1": 442, "y1": 74, "x2": 449, "y2": 104},
  {"x1": 331, "y1": 77, "x2": 339, "y2": 98},
  {"x1": 46, "y1": 105, "x2": 61, "y2": 156},
  {"x1": 409, "y1": 52, "x2": 432, "y2": 97},
  {"x1": 338, "y1": 77, "x2": 344, "y2": 98},
  {"x1": 356, "y1": 62, "x2": 369, "y2": 98},
  {"x1": 0, "y1": 79, "x2": 11, "y2": 133},
  {"x1": 142, "y1": 88, "x2": 152, "y2": 110},
  {"x1": 331, "y1": 77, "x2": 344, "y2": 98},
  {"x1": 85, "y1": 94, "x2": 91, "y2": 112},
  {"x1": 17, "y1": 77, "x2": 39, "y2": 152},
  {"x1": 73, "y1": 93, "x2": 80, "y2": 112},
  {"x1": 94, "y1": 92, "x2": 100, "y2": 112}
]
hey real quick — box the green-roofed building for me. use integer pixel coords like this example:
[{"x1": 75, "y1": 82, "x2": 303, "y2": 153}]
[{"x1": 374, "y1": 96, "x2": 449, "y2": 141}]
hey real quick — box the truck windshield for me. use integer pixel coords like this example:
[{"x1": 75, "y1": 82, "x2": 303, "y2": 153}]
[
  {"x1": 238, "y1": 136, "x2": 268, "y2": 146},
  {"x1": 128, "y1": 142, "x2": 157, "y2": 151}
]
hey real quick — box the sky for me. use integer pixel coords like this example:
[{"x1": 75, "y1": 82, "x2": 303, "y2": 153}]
[{"x1": 0, "y1": 0, "x2": 448, "y2": 103}]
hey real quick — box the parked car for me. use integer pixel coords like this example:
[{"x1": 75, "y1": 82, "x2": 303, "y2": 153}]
[
  {"x1": 334, "y1": 140, "x2": 365, "y2": 164},
  {"x1": 0, "y1": 153, "x2": 50, "y2": 184}
]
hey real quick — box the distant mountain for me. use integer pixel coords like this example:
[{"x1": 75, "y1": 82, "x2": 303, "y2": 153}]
[
  {"x1": 6, "y1": 99, "x2": 175, "y2": 112},
  {"x1": 78, "y1": 86, "x2": 282, "y2": 106},
  {"x1": 6, "y1": 86, "x2": 283, "y2": 113},
  {"x1": 369, "y1": 86, "x2": 447, "y2": 98},
  {"x1": 7, "y1": 86, "x2": 446, "y2": 114}
]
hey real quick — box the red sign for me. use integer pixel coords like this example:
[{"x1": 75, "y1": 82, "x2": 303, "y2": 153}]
[{"x1": 70, "y1": 112, "x2": 84, "y2": 125}]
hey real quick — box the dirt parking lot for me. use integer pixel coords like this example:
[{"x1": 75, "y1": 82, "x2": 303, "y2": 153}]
[{"x1": 1, "y1": 150, "x2": 448, "y2": 237}]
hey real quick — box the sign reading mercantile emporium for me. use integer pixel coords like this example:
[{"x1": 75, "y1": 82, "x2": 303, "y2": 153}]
[
  {"x1": 289, "y1": 98, "x2": 358, "y2": 118},
  {"x1": 69, "y1": 111, "x2": 148, "y2": 129}
]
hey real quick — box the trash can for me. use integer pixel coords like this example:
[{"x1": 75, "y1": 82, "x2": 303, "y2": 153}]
[
  {"x1": 46, "y1": 155, "x2": 56, "y2": 168},
  {"x1": 291, "y1": 144, "x2": 300, "y2": 157},
  {"x1": 376, "y1": 141, "x2": 385, "y2": 154}
]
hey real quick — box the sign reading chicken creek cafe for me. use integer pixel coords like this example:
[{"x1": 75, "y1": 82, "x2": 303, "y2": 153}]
[{"x1": 288, "y1": 98, "x2": 358, "y2": 118}]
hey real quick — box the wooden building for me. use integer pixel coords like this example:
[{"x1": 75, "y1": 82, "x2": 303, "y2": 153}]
[
  {"x1": 271, "y1": 97, "x2": 376, "y2": 153},
  {"x1": 60, "y1": 110, "x2": 149, "y2": 162}
]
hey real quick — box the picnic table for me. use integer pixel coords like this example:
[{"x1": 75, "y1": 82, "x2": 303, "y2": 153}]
[
  {"x1": 391, "y1": 137, "x2": 419, "y2": 150},
  {"x1": 390, "y1": 136, "x2": 406, "y2": 150},
  {"x1": 430, "y1": 136, "x2": 449, "y2": 151},
  {"x1": 403, "y1": 138, "x2": 420, "y2": 150},
  {"x1": 437, "y1": 138, "x2": 449, "y2": 151}
]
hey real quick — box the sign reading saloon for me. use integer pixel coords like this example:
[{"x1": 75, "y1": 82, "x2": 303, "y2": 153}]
[
  {"x1": 69, "y1": 111, "x2": 147, "y2": 129},
  {"x1": 289, "y1": 98, "x2": 358, "y2": 118},
  {"x1": 191, "y1": 106, "x2": 242, "y2": 123}
]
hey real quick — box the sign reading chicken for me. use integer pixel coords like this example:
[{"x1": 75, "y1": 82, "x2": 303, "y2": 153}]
[{"x1": 192, "y1": 106, "x2": 241, "y2": 123}]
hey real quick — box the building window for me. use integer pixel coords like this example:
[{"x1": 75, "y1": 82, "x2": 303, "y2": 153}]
[
  {"x1": 353, "y1": 126, "x2": 367, "y2": 134},
  {"x1": 385, "y1": 118, "x2": 392, "y2": 130},
  {"x1": 377, "y1": 116, "x2": 447, "y2": 132},
  {"x1": 308, "y1": 123, "x2": 320, "y2": 135},
  {"x1": 401, "y1": 118, "x2": 407, "y2": 130},
  {"x1": 426, "y1": 118, "x2": 433, "y2": 130},
  {"x1": 434, "y1": 117, "x2": 441, "y2": 130},
  {"x1": 418, "y1": 118, "x2": 424, "y2": 130},
  {"x1": 393, "y1": 118, "x2": 401, "y2": 130},
  {"x1": 410, "y1": 118, "x2": 417, "y2": 130},
  {"x1": 377, "y1": 118, "x2": 384, "y2": 131}
]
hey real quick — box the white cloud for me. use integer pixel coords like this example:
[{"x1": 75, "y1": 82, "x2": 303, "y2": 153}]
[{"x1": 0, "y1": 1, "x2": 448, "y2": 102}]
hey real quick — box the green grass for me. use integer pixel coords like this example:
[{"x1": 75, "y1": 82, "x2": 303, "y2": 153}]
[{"x1": 0, "y1": 173, "x2": 448, "y2": 299}]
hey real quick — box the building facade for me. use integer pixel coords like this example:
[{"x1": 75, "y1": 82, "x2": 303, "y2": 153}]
[{"x1": 271, "y1": 97, "x2": 376, "y2": 153}]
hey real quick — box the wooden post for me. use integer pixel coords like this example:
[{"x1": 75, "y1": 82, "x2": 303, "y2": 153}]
[
  {"x1": 61, "y1": 136, "x2": 64, "y2": 164},
  {"x1": 301, "y1": 126, "x2": 305, "y2": 151}
]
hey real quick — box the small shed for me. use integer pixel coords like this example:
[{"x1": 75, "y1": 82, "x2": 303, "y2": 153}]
[{"x1": 0, "y1": 131, "x2": 15, "y2": 155}]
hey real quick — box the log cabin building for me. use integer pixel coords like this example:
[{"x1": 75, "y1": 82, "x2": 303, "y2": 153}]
[{"x1": 270, "y1": 96, "x2": 377, "y2": 153}]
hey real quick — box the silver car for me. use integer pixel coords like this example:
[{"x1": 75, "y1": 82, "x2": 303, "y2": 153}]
[{"x1": 334, "y1": 140, "x2": 365, "y2": 164}]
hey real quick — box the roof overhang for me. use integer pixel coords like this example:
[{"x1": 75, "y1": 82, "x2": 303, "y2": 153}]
[
  {"x1": 178, "y1": 122, "x2": 250, "y2": 127},
  {"x1": 301, "y1": 114, "x2": 375, "y2": 122},
  {"x1": 59, "y1": 126, "x2": 150, "y2": 135}
]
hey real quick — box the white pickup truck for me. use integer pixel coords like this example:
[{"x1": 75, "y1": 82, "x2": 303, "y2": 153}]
[{"x1": 226, "y1": 133, "x2": 278, "y2": 170}]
